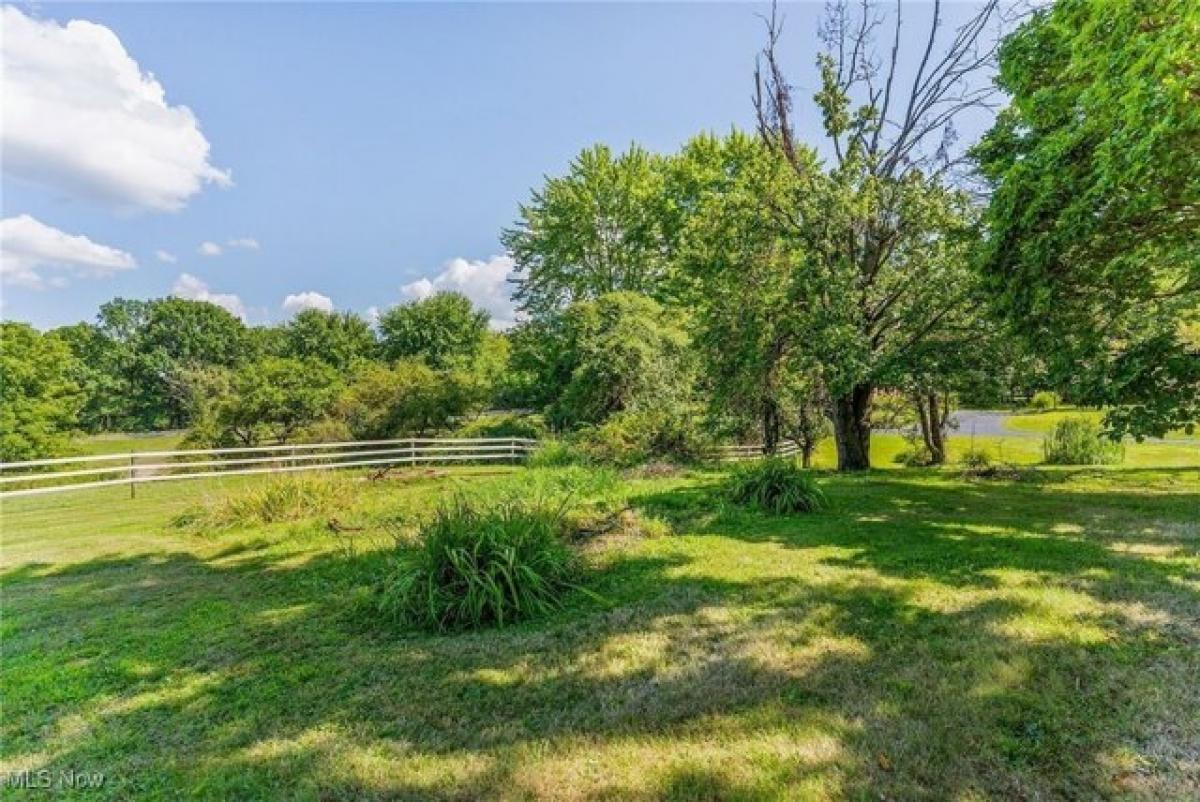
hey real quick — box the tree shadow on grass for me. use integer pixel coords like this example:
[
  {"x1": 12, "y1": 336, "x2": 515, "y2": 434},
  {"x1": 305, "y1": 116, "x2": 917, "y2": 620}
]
[{"x1": 3, "y1": 469, "x2": 1198, "y2": 799}]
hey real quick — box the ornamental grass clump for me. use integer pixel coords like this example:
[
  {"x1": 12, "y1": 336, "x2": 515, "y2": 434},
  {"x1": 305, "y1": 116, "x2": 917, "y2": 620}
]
[
  {"x1": 172, "y1": 472, "x2": 354, "y2": 530},
  {"x1": 378, "y1": 496, "x2": 581, "y2": 632},
  {"x1": 1042, "y1": 419, "x2": 1123, "y2": 465},
  {"x1": 727, "y1": 457, "x2": 827, "y2": 515}
]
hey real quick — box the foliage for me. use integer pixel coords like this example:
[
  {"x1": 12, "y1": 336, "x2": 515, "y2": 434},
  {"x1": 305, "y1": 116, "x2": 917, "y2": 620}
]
[
  {"x1": 959, "y1": 447, "x2": 994, "y2": 470},
  {"x1": 191, "y1": 357, "x2": 340, "y2": 446},
  {"x1": 377, "y1": 292, "x2": 488, "y2": 369},
  {"x1": 1029, "y1": 392, "x2": 1061, "y2": 412},
  {"x1": 672, "y1": 132, "x2": 817, "y2": 453},
  {"x1": 281, "y1": 309, "x2": 375, "y2": 371},
  {"x1": 503, "y1": 144, "x2": 675, "y2": 318},
  {"x1": 337, "y1": 360, "x2": 478, "y2": 440},
  {"x1": 975, "y1": 0, "x2": 1200, "y2": 439},
  {"x1": 548, "y1": 292, "x2": 693, "y2": 428},
  {"x1": 726, "y1": 457, "x2": 828, "y2": 515},
  {"x1": 749, "y1": 2, "x2": 998, "y2": 470},
  {"x1": 1042, "y1": 419, "x2": 1125, "y2": 466},
  {"x1": 172, "y1": 473, "x2": 354, "y2": 531},
  {"x1": 454, "y1": 413, "x2": 546, "y2": 441},
  {"x1": 0, "y1": 322, "x2": 84, "y2": 461},
  {"x1": 377, "y1": 496, "x2": 581, "y2": 632},
  {"x1": 525, "y1": 439, "x2": 587, "y2": 468},
  {"x1": 574, "y1": 408, "x2": 711, "y2": 468}
]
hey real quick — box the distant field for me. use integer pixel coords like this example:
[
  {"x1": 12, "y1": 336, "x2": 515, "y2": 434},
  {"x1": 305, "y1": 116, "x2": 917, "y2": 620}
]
[{"x1": 68, "y1": 431, "x2": 187, "y2": 456}]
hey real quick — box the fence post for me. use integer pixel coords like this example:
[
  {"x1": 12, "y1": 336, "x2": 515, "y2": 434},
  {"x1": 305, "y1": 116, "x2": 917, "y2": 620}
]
[
  {"x1": 410, "y1": 437, "x2": 416, "y2": 467},
  {"x1": 510, "y1": 438, "x2": 517, "y2": 462},
  {"x1": 129, "y1": 451, "x2": 136, "y2": 499}
]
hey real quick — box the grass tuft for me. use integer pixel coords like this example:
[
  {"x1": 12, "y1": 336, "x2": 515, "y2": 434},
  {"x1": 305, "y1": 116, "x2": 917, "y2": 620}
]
[
  {"x1": 172, "y1": 472, "x2": 354, "y2": 530},
  {"x1": 1042, "y1": 419, "x2": 1124, "y2": 465},
  {"x1": 377, "y1": 495, "x2": 583, "y2": 632},
  {"x1": 726, "y1": 457, "x2": 827, "y2": 514}
]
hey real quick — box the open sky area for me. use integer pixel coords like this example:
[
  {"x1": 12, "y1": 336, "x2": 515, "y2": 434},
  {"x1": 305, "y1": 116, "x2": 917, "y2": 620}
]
[{"x1": 1, "y1": 2, "x2": 994, "y2": 329}]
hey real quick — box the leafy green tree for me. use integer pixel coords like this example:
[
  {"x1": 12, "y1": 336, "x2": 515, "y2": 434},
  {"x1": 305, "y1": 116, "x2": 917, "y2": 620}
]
[
  {"x1": 0, "y1": 322, "x2": 84, "y2": 460},
  {"x1": 752, "y1": 2, "x2": 998, "y2": 469},
  {"x1": 546, "y1": 292, "x2": 693, "y2": 428},
  {"x1": 282, "y1": 309, "x2": 376, "y2": 371},
  {"x1": 45, "y1": 322, "x2": 128, "y2": 433},
  {"x1": 337, "y1": 360, "x2": 476, "y2": 439},
  {"x1": 975, "y1": 0, "x2": 1200, "y2": 437},
  {"x1": 195, "y1": 357, "x2": 340, "y2": 446},
  {"x1": 503, "y1": 144, "x2": 675, "y2": 318},
  {"x1": 672, "y1": 131, "x2": 808, "y2": 452},
  {"x1": 377, "y1": 292, "x2": 488, "y2": 368}
]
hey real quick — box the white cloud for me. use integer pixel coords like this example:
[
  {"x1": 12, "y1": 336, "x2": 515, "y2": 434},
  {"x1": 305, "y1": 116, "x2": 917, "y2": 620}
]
[
  {"x1": 0, "y1": 214, "x2": 136, "y2": 288},
  {"x1": 1, "y1": 7, "x2": 231, "y2": 213},
  {"x1": 198, "y1": 241, "x2": 222, "y2": 257},
  {"x1": 282, "y1": 291, "x2": 334, "y2": 315},
  {"x1": 365, "y1": 305, "x2": 381, "y2": 326},
  {"x1": 227, "y1": 237, "x2": 260, "y2": 250},
  {"x1": 155, "y1": 249, "x2": 177, "y2": 263},
  {"x1": 401, "y1": 255, "x2": 518, "y2": 329},
  {"x1": 171, "y1": 272, "x2": 246, "y2": 319}
]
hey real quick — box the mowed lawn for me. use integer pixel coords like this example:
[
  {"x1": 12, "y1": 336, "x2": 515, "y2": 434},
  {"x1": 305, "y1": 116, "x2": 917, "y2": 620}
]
[{"x1": 2, "y1": 447, "x2": 1198, "y2": 799}]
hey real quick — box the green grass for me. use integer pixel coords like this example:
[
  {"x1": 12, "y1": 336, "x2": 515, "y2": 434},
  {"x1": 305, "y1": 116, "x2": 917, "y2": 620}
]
[
  {"x1": 68, "y1": 430, "x2": 186, "y2": 456},
  {"x1": 3, "y1": 462, "x2": 1198, "y2": 800}
]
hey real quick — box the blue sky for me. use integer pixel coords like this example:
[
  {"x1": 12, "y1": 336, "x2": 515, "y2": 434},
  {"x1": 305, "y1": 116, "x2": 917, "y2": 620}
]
[{"x1": 1, "y1": 2, "x2": 992, "y2": 330}]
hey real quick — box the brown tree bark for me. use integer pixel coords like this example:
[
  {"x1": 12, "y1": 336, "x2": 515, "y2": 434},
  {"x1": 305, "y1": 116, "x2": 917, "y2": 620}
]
[
  {"x1": 833, "y1": 383, "x2": 873, "y2": 471},
  {"x1": 913, "y1": 391, "x2": 949, "y2": 465},
  {"x1": 761, "y1": 399, "x2": 781, "y2": 455}
]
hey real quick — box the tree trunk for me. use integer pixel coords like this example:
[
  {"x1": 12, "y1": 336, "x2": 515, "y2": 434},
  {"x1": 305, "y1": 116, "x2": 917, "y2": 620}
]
[
  {"x1": 913, "y1": 391, "x2": 948, "y2": 465},
  {"x1": 927, "y1": 392, "x2": 947, "y2": 464},
  {"x1": 832, "y1": 383, "x2": 873, "y2": 471},
  {"x1": 800, "y1": 443, "x2": 814, "y2": 468},
  {"x1": 761, "y1": 400, "x2": 781, "y2": 455}
]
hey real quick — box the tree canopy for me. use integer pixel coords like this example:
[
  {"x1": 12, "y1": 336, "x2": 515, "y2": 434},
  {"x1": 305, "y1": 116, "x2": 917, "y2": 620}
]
[{"x1": 976, "y1": 0, "x2": 1200, "y2": 437}]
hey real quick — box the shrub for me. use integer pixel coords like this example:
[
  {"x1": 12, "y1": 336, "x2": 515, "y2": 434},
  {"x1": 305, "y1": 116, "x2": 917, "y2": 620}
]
[
  {"x1": 959, "y1": 447, "x2": 992, "y2": 469},
  {"x1": 378, "y1": 497, "x2": 581, "y2": 632},
  {"x1": 173, "y1": 472, "x2": 353, "y2": 530},
  {"x1": 1029, "y1": 391, "x2": 1061, "y2": 412},
  {"x1": 1042, "y1": 419, "x2": 1123, "y2": 465},
  {"x1": 727, "y1": 458, "x2": 827, "y2": 515},
  {"x1": 454, "y1": 413, "x2": 547, "y2": 441},
  {"x1": 575, "y1": 409, "x2": 712, "y2": 467},
  {"x1": 526, "y1": 439, "x2": 587, "y2": 468},
  {"x1": 893, "y1": 444, "x2": 936, "y2": 467}
]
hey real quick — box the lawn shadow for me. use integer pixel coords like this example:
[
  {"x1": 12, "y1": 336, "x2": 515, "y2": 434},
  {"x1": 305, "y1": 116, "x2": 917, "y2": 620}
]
[{"x1": 3, "y1": 468, "x2": 1198, "y2": 799}]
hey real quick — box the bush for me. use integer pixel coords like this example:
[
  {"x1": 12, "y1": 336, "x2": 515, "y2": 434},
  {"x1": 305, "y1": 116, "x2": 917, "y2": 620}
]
[
  {"x1": 1042, "y1": 419, "x2": 1123, "y2": 465},
  {"x1": 378, "y1": 497, "x2": 581, "y2": 632},
  {"x1": 454, "y1": 413, "x2": 547, "y2": 441},
  {"x1": 727, "y1": 458, "x2": 827, "y2": 515},
  {"x1": 893, "y1": 444, "x2": 936, "y2": 467},
  {"x1": 173, "y1": 472, "x2": 353, "y2": 530},
  {"x1": 1029, "y1": 391, "x2": 1061, "y2": 412},
  {"x1": 575, "y1": 409, "x2": 711, "y2": 467},
  {"x1": 959, "y1": 447, "x2": 992, "y2": 469},
  {"x1": 526, "y1": 439, "x2": 587, "y2": 468}
]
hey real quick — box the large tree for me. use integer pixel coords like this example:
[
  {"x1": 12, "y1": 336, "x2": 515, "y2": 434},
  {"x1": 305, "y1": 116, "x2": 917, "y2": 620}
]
[
  {"x1": 503, "y1": 144, "x2": 675, "y2": 318},
  {"x1": 377, "y1": 292, "x2": 488, "y2": 369},
  {"x1": 0, "y1": 322, "x2": 84, "y2": 461},
  {"x1": 752, "y1": 0, "x2": 1003, "y2": 469},
  {"x1": 281, "y1": 309, "x2": 376, "y2": 371},
  {"x1": 672, "y1": 131, "x2": 808, "y2": 453},
  {"x1": 975, "y1": 0, "x2": 1200, "y2": 438}
]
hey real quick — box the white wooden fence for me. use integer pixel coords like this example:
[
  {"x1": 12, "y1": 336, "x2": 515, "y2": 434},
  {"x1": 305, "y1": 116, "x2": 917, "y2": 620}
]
[
  {"x1": 714, "y1": 439, "x2": 802, "y2": 462},
  {"x1": 0, "y1": 437, "x2": 537, "y2": 498}
]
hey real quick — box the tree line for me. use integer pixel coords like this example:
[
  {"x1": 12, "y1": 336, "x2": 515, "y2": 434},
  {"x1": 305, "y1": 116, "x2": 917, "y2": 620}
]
[{"x1": 3, "y1": 0, "x2": 1196, "y2": 468}]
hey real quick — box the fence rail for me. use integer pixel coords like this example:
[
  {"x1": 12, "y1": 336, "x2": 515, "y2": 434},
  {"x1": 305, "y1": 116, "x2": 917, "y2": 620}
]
[
  {"x1": 0, "y1": 437, "x2": 538, "y2": 498},
  {"x1": 714, "y1": 439, "x2": 801, "y2": 462}
]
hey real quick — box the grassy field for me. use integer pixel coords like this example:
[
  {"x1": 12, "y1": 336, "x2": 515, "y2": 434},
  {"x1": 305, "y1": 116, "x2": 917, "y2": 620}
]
[{"x1": 3, "y1": 450, "x2": 1198, "y2": 800}]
